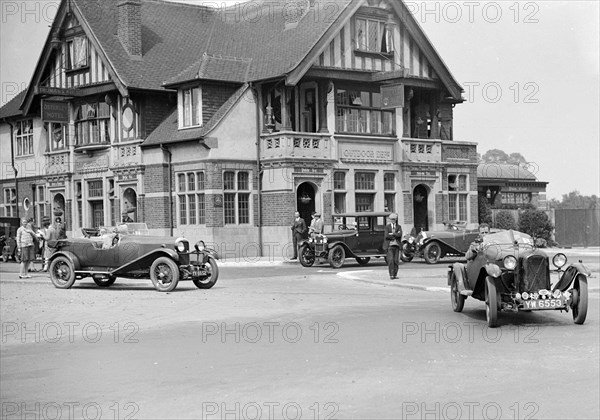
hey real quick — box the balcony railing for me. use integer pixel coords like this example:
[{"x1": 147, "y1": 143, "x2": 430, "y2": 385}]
[
  {"x1": 402, "y1": 138, "x2": 478, "y2": 164},
  {"x1": 260, "y1": 131, "x2": 331, "y2": 161}
]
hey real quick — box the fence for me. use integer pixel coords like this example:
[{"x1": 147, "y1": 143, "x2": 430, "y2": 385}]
[{"x1": 554, "y1": 208, "x2": 600, "y2": 247}]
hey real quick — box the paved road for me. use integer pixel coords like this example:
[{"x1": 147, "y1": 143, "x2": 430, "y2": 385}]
[{"x1": 1, "y1": 256, "x2": 599, "y2": 419}]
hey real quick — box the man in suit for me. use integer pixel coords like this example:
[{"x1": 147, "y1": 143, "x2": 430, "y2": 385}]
[
  {"x1": 383, "y1": 213, "x2": 403, "y2": 279},
  {"x1": 291, "y1": 211, "x2": 307, "y2": 259}
]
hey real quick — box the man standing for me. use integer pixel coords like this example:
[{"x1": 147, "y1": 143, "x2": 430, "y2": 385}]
[
  {"x1": 291, "y1": 211, "x2": 307, "y2": 259},
  {"x1": 308, "y1": 211, "x2": 324, "y2": 238},
  {"x1": 383, "y1": 213, "x2": 402, "y2": 279}
]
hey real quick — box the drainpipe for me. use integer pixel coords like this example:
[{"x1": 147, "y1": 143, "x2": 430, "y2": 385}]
[
  {"x1": 160, "y1": 143, "x2": 173, "y2": 236},
  {"x1": 4, "y1": 119, "x2": 19, "y2": 218},
  {"x1": 250, "y1": 82, "x2": 263, "y2": 256}
]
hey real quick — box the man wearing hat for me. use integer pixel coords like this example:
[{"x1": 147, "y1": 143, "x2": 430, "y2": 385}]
[
  {"x1": 41, "y1": 216, "x2": 58, "y2": 271},
  {"x1": 308, "y1": 211, "x2": 324, "y2": 238},
  {"x1": 383, "y1": 213, "x2": 403, "y2": 279}
]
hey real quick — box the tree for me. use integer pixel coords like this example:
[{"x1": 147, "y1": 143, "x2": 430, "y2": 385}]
[
  {"x1": 549, "y1": 190, "x2": 600, "y2": 209},
  {"x1": 481, "y1": 149, "x2": 529, "y2": 167},
  {"x1": 494, "y1": 210, "x2": 517, "y2": 230},
  {"x1": 518, "y1": 209, "x2": 554, "y2": 247}
]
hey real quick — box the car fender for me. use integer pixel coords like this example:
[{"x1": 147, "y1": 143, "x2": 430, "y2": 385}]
[
  {"x1": 553, "y1": 263, "x2": 591, "y2": 292},
  {"x1": 449, "y1": 262, "x2": 468, "y2": 292},
  {"x1": 48, "y1": 250, "x2": 82, "y2": 271},
  {"x1": 111, "y1": 248, "x2": 179, "y2": 275},
  {"x1": 298, "y1": 238, "x2": 312, "y2": 248},
  {"x1": 327, "y1": 241, "x2": 354, "y2": 257}
]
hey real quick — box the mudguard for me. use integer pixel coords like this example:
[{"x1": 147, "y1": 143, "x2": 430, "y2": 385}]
[
  {"x1": 449, "y1": 262, "x2": 468, "y2": 291},
  {"x1": 205, "y1": 248, "x2": 220, "y2": 260},
  {"x1": 111, "y1": 248, "x2": 179, "y2": 275},
  {"x1": 48, "y1": 250, "x2": 82, "y2": 270},
  {"x1": 553, "y1": 263, "x2": 591, "y2": 292}
]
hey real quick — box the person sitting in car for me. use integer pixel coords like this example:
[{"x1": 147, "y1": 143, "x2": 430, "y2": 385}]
[{"x1": 465, "y1": 223, "x2": 490, "y2": 261}]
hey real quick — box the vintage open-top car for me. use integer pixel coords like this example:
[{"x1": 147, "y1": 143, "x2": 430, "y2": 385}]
[
  {"x1": 401, "y1": 221, "x2": 482, "y2": 264},
  {"x1": 299, "y1": 212, "x2": 390, "y2": 269},
  {"x1": 47, "y1": 223, "x2": 219, "y2": 292},
  {"x1": 448, "y1": 229, "x2": 590, "y2": 327}
]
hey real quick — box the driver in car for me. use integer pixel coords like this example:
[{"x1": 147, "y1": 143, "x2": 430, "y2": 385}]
[{"x1": 465, "y1": 223, "x2": 490, "y2": 261}]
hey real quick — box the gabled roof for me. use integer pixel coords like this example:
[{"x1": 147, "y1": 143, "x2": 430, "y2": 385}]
[
  {"x1": 142, "y1": 84, "x2": 249, "y2": 147},
  {"x1": 478, "y1": 163, "x2": 538, "y2": 181},
  {"x1": 0, "y1": 91, "x2": 26, "y2": 119}
]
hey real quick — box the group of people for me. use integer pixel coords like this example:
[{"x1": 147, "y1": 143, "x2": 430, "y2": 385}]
[
  {"x1": 15, "y1": 216, "x2": 65, "y2": 278},
  {"x1": 290, "y1": 211, "x2": 323, "y2": 259}
]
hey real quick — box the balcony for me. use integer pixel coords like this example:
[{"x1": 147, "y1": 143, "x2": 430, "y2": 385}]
[
  {"x1": 260, "y1": 131, "x2": 332, "y2": 161},
  {"x1": 402, "y1": 138, "x2": 478, "y2": 164}
]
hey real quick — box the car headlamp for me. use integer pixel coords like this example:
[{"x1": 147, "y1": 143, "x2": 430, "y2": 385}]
[
  {"x1": 175, "y1": 240, "x2": 186, "y2": 252},
  {"x1": 552, "y1": 253, "x2": 567, "y2": 268},
  {"x1": 194, "y1": 240, "x2": 205, "y2": 252},
  {"x1": 503, "y1": 255, "x2": 517, "y2": 270},
  {"x1": 323, "y1": 236, "x2": 328, "y2": 243}
]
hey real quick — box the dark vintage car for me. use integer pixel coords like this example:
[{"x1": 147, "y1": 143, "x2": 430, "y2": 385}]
[
  {"x1": 47, "y1": 223, "x2": 219, "y2": 292},
  {"x1": 299, "y1": 212, "x2": 390, "y2": 269},
  {"x1": 448, "y1": 230, "x2": 589, "y2": 327},
  {"x1": 401, "y1": 221, "x2": 482, "y2": 264}
]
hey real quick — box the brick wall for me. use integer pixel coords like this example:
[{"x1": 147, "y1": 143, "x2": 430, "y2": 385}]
[
  {"x1": 470, "y1": 194, "x2": 478, "y2": 223},
  {"x1": 261, "y1": 191, "x2": 295, "y2": 226},
  {"x1": 436, "y1": 193, "x2": 444, "y2": 223},
  {"x1": 144, "y1": 196, "x2": 171, "y2": 229},
  {"x1": 117, "y1": 0, "x2": 142, "y2": 56},
  {"x1": 403, "y1": 193, "x2": 412, "y2": 224}
]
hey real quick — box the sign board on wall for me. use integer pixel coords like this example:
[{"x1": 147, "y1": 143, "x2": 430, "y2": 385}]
[
  {"x1": 340, "y1": 144, "x2": 393, "y2": 163},
  {"x1": 380, "y1": 84, "x2": 404, "y2": 109},
  {"x1": 41, "y1": 100, "x2": 69, "y2": 123}
]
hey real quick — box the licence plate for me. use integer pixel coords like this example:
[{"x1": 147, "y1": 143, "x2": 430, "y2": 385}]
[{"x1": 522, "y1": 298, "x2": 565, "y2": 310}]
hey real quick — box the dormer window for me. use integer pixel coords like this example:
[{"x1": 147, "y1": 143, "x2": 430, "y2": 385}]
[
  {"x1": 355, "y1": 17, "x2": 394, "y2": 54},
  {"x1": 179, "y1": 87, "x2": 202, "y2": 129}
]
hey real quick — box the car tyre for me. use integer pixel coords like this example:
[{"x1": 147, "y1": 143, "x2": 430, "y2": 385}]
[
  {"x1": 193, "y1": 256, "x2": 219, "y2": 289},
  {"x1": 355, "y1": 257, "x2": 370, "y2": 266},
  {"x1": 49, "y1": 256, "x2": 76, "y2": 289},
  {"x1": 485, "y1": 276, "x2": 499, "y2": 328},
  {"x1": 400, "y1": 243, "x2": 414, "y2": 262},
  {"x1": 423, "y1": 242, "x2": 442, "y2": 264},
  {"x1": 328, "y1": 245, "x2": 345, "y2": 269},
  {"x1": 450, "y1": 272, "x2": 465, "y2": 312},
  {"x1": 150, "y1": 257, "x2": 180, "y2": 292},
  {"x1": 93, "y1": 276, "x2": 116, "y2": 288},
  {"x1": 572, "y1": 274, "x2": 588, "y2": 325},
  {"x1": 299, "y1": 244, "x2": 315, "y2": 267}
]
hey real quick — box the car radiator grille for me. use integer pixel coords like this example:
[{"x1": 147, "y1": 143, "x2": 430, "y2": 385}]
[{"x1": 519, "y1": 254, "x2": 550, "y2": 292}]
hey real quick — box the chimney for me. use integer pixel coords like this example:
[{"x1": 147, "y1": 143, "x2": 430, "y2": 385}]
[{"x1": 117, "y1": 0, "x2": 142, "y2": 57}]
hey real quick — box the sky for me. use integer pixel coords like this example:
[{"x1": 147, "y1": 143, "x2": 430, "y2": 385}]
[{"x1": 1, "y1": 0, "x2": 598, "y2": 200}]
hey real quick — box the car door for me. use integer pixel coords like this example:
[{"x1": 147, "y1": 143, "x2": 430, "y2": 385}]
[{"x1": 355, "y1": 217, "x2": 371, "y2": 253}]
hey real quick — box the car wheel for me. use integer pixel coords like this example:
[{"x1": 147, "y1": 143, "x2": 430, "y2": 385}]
[
  {"x1": 328, "y1": 245, "x2": 345, "y2": 269},
  {"x1": 150, "y1": 257, "x2": 180, "y2": 292},
  {"x1": 450, "y1": 272, "x2": 466, "y2": 312},
  {"x1": 485, "y1": 276, "x2": 499, "y2": 328},
  {"x1": 572, "y1": 274, "x2": 588, "y2": 325},
  {"x1": 423, "y1": 242, "x2": 442, "y2": 264},
  {"x1": 193, "y1": 256, "x2": 219, "y2": 289},
  {"x1": 299, "y1": 244, "x2": 315, "y2": 267},
  {"x1": 355, "y1": 257, "x2": 370, "y2": 266},
  {"x1": 400, "y1": 243, "x2": 414, "y2": 262},
  {"x1": 93, "y1": 276, "x2": 116, "y2": 288},
  {"x1": 49, "y1": 256, "x2": 76, "y2": 289}
]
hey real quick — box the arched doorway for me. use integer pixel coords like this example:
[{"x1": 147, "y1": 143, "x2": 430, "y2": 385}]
[
  {"x1": 413, "y1": 184, "x2": 429, "y2": 232},
  {"x1": 122, "y1": 188, "x2": 137, "y2": 222},
  {"x1": 297, "y1": 182, "x2": 315, "y2": 235},
  {"x1": 52, "y1": 193, "x2": 65, "y2": 220}
]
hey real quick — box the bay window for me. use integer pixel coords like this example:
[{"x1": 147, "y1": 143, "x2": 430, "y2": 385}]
[
  {"x1": 74, "y1": 101, "x2": 111, "y2": 145},
  {"x1": 336, "y1": 89, "x2": 394, "y2": 135}
]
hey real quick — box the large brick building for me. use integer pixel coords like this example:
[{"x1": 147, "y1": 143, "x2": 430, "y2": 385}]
[{"x1": 0, "y1": 0, "x2": 479, "y2": 257}]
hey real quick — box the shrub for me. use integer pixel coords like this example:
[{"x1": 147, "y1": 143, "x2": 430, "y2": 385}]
[
  {"x1": 518, "y1": 209, "x2": 554, "y2": 246},
  {"x1": 478, "y1": 196, "x2": 493, "y2": 225},
  {"x1": 494, "y1": 210, "x2": 518, "y2": 230}
]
